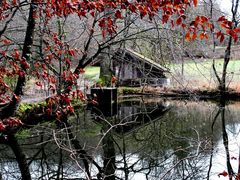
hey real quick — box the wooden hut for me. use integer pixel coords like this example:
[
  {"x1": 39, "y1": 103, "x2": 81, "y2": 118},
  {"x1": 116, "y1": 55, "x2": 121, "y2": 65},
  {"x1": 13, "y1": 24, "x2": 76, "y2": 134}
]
[{"x1": 112, "y1": 49, "x2": 169, "y2": 86}]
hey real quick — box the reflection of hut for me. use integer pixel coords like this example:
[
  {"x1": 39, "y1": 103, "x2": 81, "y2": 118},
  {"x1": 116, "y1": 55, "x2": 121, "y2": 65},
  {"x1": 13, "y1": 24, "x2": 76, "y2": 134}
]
[
  {"x1": 112, "y1": 49, "x2": 170, "y2": 87},
  {"x1": 90, "y1": 97, "x2": 170, "y2": 134},
  {"x1": 114, "y1": 98, "x2": 170, "y2": 134}
]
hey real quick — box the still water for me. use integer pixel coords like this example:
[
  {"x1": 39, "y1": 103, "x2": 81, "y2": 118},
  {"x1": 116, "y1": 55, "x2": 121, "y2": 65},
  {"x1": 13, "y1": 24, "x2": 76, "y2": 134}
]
[{"x1": 0, "y1": 96, "x2": 240, "y2": 180}]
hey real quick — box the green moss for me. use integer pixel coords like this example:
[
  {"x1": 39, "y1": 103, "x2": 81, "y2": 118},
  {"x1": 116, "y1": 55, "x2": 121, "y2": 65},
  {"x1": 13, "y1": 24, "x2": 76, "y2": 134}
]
[
  {"x1": 18, "y1": 103, "x2": 33, "y2": 114},
  {"x1": 17, "y1": 101, "x2": 47, "y2": 117},
  {"x1": 16, "y1": 129, "x2": 31, "y2": 139},
  {"x1": 118, "y1": 87, "x2": 141, "y2": 94},
  {"x1": 97, "y1": 76, "x2": 111, "y2": 87}
]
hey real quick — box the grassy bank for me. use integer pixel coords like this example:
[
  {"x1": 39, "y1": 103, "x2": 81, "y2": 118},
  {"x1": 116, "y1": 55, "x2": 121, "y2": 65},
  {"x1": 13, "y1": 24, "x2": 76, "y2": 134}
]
[{"x1": 169, "y1": 59, "x2": 240, "y2": 91}]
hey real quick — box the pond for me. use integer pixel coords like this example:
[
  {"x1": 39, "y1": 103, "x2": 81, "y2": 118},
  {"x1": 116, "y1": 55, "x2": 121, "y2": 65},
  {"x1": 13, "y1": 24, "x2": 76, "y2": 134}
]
[{"x1": 0, "y1": 96, "x2": 240, "y2": 180}]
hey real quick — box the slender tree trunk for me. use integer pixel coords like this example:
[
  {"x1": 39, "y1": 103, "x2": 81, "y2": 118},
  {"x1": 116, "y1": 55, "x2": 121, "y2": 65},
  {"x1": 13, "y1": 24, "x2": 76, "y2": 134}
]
[
  {"x1": 99, "y1": 50, "x2": 113, "y2": 87},
  {"x1": 0, "y1": 0, "x2": 36, "y2": 119},
  {"x1": 211, "y1": 0, "x2": 239, "y2": 95},
  {"x1": 218, "y1": 0, "x2": 239, "y2": 95},
  {"x1": 220, "y1": 39, "x2": 232, "y2": 94}
]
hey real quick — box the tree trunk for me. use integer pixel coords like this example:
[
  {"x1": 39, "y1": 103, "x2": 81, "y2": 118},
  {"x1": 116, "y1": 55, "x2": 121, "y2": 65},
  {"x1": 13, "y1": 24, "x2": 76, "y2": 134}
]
[
  {"x1": 99, "y1": 53, "x2": 112, "y2": 87},
  {"x1": 219, "y1": 39, "x2": 232, "y2": 95},
  {"x1": 0, "y1": 0, "x2": 36, "y2": 119}
]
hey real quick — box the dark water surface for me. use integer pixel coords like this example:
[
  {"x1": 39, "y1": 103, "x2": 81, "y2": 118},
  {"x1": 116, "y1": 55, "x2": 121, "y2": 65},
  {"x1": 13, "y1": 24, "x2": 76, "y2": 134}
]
[{"x1": 1, "y1": 96, "x2": 240, "y2": 180}]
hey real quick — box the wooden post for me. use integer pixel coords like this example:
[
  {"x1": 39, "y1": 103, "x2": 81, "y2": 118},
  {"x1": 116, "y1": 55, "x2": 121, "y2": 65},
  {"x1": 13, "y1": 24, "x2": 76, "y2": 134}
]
[{"x1": 91, "y1": 87, "x2": 117, "y2": 117}]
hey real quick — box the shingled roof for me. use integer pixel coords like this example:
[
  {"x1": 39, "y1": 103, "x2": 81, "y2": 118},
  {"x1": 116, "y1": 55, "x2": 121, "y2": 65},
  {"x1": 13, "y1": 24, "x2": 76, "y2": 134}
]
[
  {"x1": 124, "y1": 49, "x2": 169, "y2": 72},
  {"x1": 113, "y1": 48, "x2": 170, "y2": 73}
]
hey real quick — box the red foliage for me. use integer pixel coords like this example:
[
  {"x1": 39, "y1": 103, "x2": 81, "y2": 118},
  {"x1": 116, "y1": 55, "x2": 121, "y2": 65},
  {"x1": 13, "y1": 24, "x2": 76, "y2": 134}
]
[
  {"x1": 111, "y1": 76, "x2": 117, "y2": 84},
  {"x1": 218, "y1": 170, "x2": 228, "y2": 177},
  {"x1": 0, "y1": 118, "x2": 23, "y2": 132}
]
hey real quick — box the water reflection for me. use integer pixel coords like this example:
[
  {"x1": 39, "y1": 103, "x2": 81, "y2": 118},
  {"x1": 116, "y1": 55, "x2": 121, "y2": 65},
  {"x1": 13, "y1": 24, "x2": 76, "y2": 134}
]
[{"x1": 0, "y1": 97, "x2": 240, "y2": 179}]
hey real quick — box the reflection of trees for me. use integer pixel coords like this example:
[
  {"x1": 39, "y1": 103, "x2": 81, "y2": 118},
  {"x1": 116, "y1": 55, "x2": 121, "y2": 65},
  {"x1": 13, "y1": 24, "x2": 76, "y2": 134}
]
[
  {"x1": 95, "y1": 99, "x2": 216, "y2": 179},
  {"x1": 102, "y1": 124, "x2": 116, "y2": 180},
  {"x1": 1, "y1": 98, "x2": 240, "y2": 179},
  {"x1": 220, "y1": 100, "x2": 234, "y2": 178},
  {"x1": 0, "y1": 134, "x2": 31, "y2": 180},
  {"x1": 0, "y1": 124, "x2": 97, "y2": 179},
  {"x1": 208, "y1": 98, "x2": 235, "y2": 179}
]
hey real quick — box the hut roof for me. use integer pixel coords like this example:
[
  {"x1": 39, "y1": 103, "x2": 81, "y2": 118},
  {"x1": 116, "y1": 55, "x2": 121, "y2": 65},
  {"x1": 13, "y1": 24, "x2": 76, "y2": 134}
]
[{"x1": 115, "y1": 48, "x2": 170, "y2": 72}]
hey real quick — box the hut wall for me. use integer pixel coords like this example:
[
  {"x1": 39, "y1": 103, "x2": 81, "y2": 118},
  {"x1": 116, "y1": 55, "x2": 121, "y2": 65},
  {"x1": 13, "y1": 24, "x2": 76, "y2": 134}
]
[
  {"x1": 112, "y1": 50, "x2": 169, "y2": 86},
  {"x1": 117, "y1": 62, "x2": 141, "y2": 80}
]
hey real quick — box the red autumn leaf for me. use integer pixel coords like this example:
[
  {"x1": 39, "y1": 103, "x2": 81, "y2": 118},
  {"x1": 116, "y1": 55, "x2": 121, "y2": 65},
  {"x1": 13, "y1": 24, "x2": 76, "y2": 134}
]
[
  {"x1": 121, "y1": 4, "x2": 126, "y2": 9},
  {"x1": 192, "y1": 32, "x2": 197, "y2": 40},
  {"x1": 195, "y1": 16, "x2": 200, "y2": 24},
  {"x1": 200, "y1": 16, "x2": 208, "y2": 23},
  {"x1": 129, "y1": 4, "x2": 137, "y2": 13},
  {"x1": 0, "y1": 50, "x2": 7, "y2": 57},
  {"x1": 208, "y1": 23, "x2": 214, "y2": 31},
  {"x1": 8, "y1": 117, "x2": 23, "y2": 126},
  {"x1": 233, "y1": 34, "x2": 238, "y2": 42},
  {"x1": 216, "y1": 31, "x2": 222, "y2": 39},
  {"x1": 218, "y1": 170, "x2": 228, "y2": 177},
  {"x1": 65, "y1": 58, "x2": 71, "y2": 67},
  {"x1": 0, "y1": 122, "x2": 6, "y2": 131},
  {"x1": 36, "y1": 81, "x2": 43, "y2": 87},
  {"x1": 21, "y1": 59, "x2": 30, "y2": 69},
  {"x1": 102, "y1": 30, "x2": 106, "y2": 38},
  {"x1": 13, "y1": 49, "x2": 21, "y2": 60},
  {"x1": 67, "y1": 105, "x2": 74, "y2": 113},
  {"x1": 99, "y1": 18, "x2": 105, "y2": 28},
  {"x1": 2, "y1": 39, "x2": 11, "y2": 45},
  {"x1": 218, "y1": 16, "x2": 226, "y2": 22},
  {"x1": 179, "y1": 9, "x2": 185, "y2": 14},
  {"x1": 107, "y1": 17, "x2": 113, "y2": 27},
  {"x1": 68, "y1": 49, "x2": 76, "y2": 56},
  {"x1": 12, "y1": 0, "x2": 17, "y2": 6},
  {"x1": 90, "y1": 11, "x2": 95, "y2": 17},
  {"x1": 221, "y1": 22, "x2": 231, "y2": 29},
  {"x1": 193, "y1": 0, "x2": 198, "y2": 7},
  {"x1": 176, "y1": 17, "x2": 182, "y2": 26},
  {"x1": 111, "y1": 76, "x2": 117, "y2": 84},
  {"x1": 115, "y1": 10, "x2": 123, "y2": 19},
  {"x1": 226, "y1": 29, "x2": 238, "y2": 41},
  {"x1": 185, "y1": 32, "x2": 191, "y2": 41},
  {"x1": 18, "y1": 71, "x2": 25, "y2": 77},
  {"x1": 182, "y1": 23, "x2": 187, "y2": 29},
  {"x1": 220, "y1": 34, "x2": 224, "y2": 43},
  {"x1": 233, "y1": 28, "x2": 240, "y2": 33},
  {"x1": 139, "y1": 6, "x2": 147, "y2": 18},
  {"x1": 162, "y1": 14, "x2": 169, "y2": 24},
  {"x1": 200, "y1": 32, "x2": 206, "y2": 40}
]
